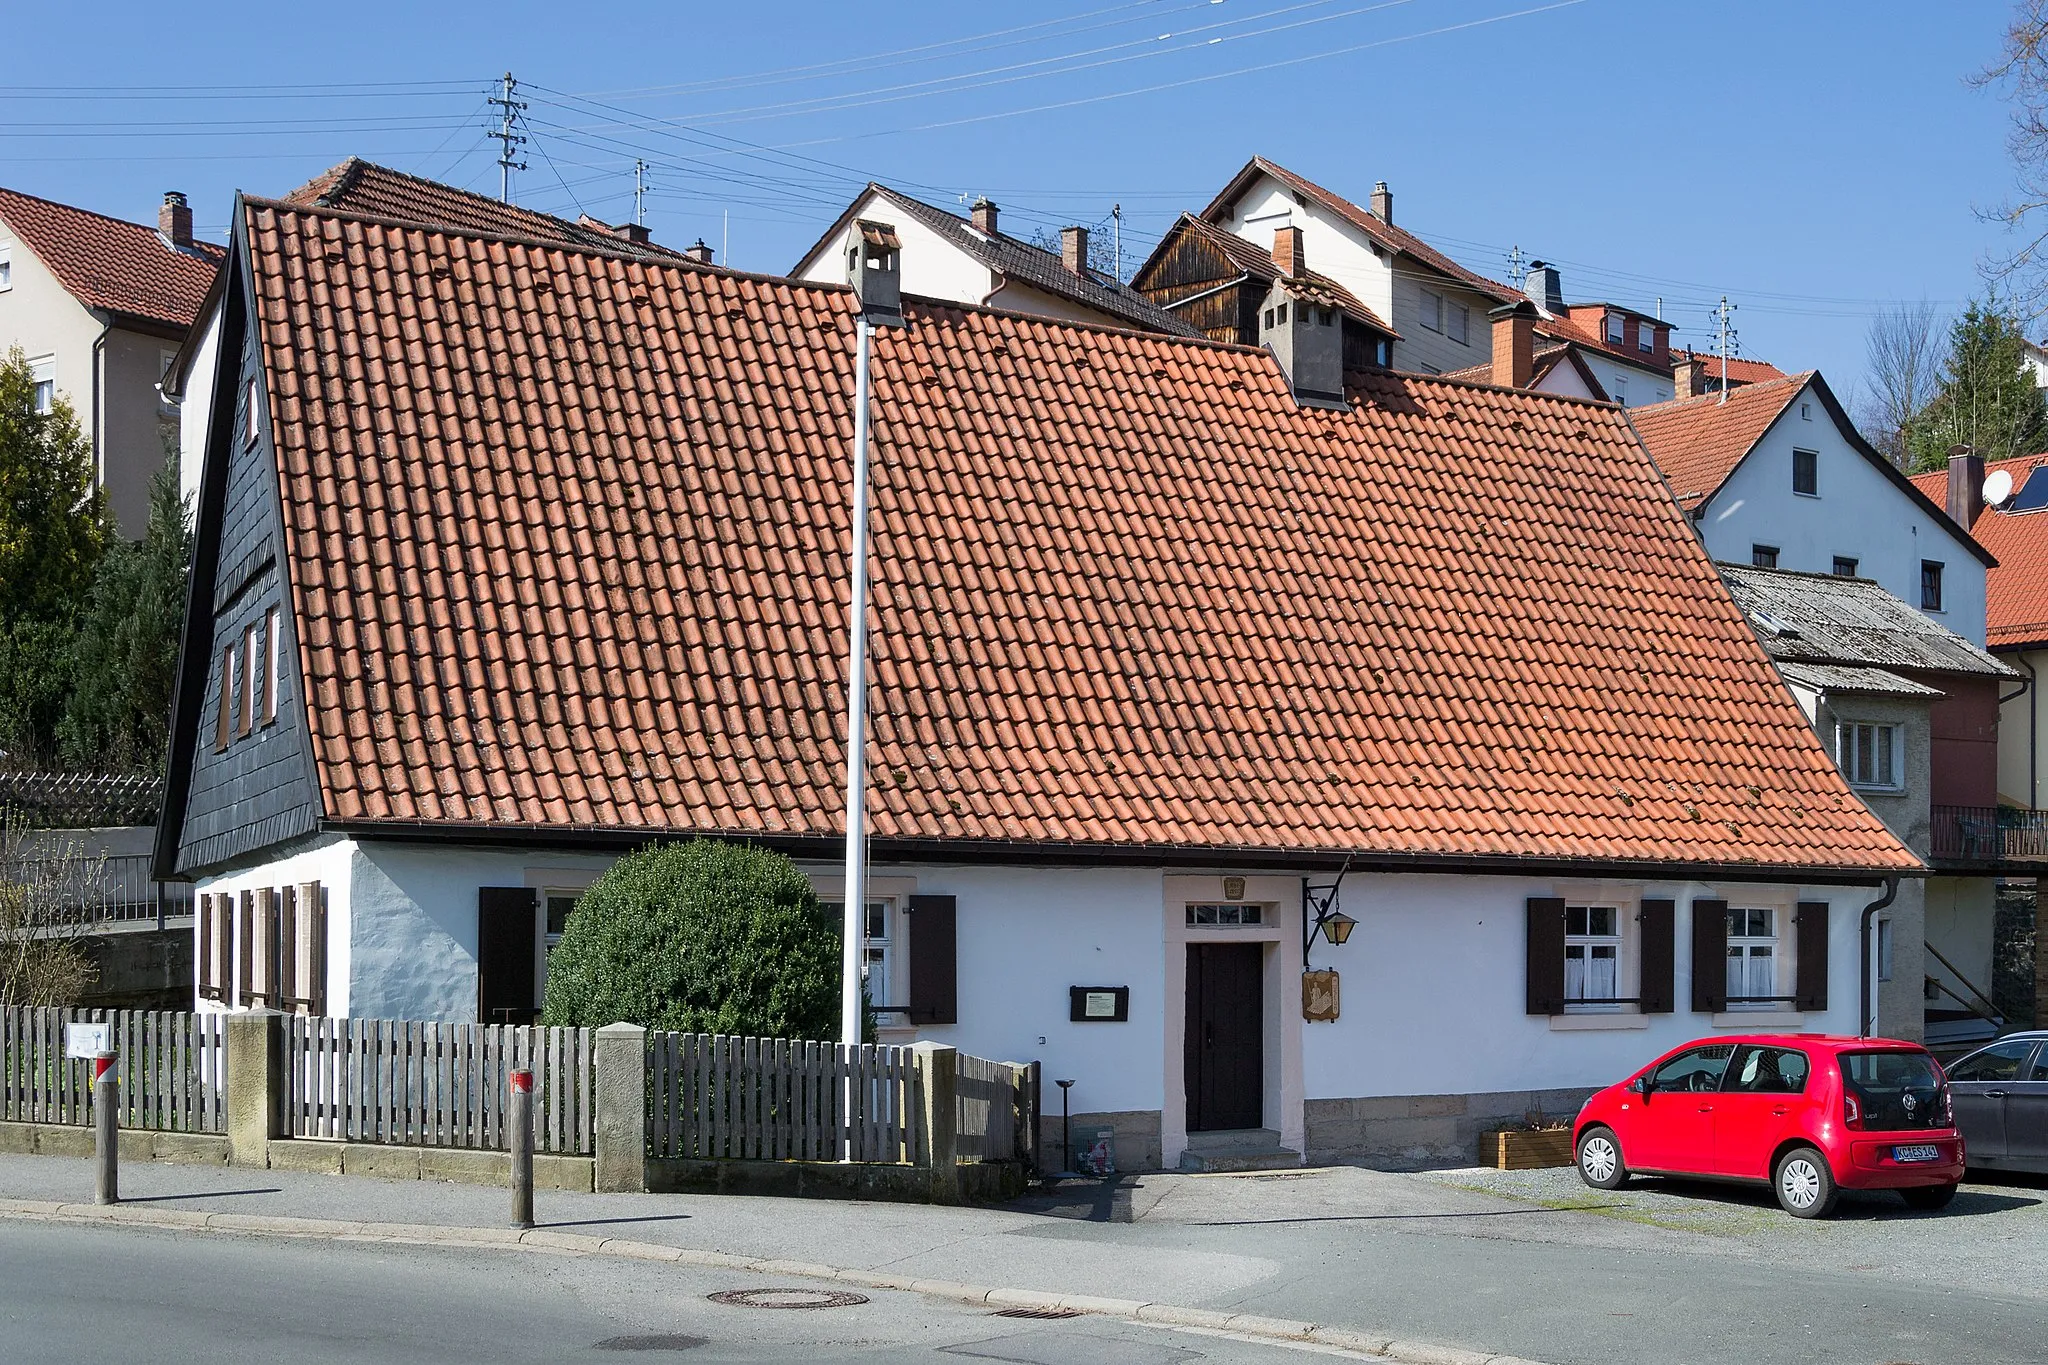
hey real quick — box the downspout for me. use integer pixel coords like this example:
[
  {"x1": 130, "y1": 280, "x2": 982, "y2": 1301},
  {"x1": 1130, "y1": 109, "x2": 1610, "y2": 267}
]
[
  {"x1": 90, "y1": 314, "x2": 111, "y2": 491},
  {"x1": 2017, "y1": 653, "x2": 2039, "y2": 808},
  {"x1": 979, "y1": 270, "x2": 1008, "y2": 309},
  {"x1": 1859, "y1": 875, "x2": 1900, "y2": 1038}
]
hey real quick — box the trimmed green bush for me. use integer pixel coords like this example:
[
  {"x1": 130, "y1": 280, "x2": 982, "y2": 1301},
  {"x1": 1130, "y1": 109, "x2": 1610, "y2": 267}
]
[{"x1": 540, "y1": 839, "x2": 842, "y2": 1039}]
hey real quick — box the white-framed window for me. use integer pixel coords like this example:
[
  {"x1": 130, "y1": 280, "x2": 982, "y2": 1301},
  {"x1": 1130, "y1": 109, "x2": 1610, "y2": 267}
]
[
  {"x1": 264, "y1": 607, "x2": 282, "y2": 724},
  {"x1": 242, "y1": 623, "x2": 260, "y2": 737},
  {"x1": 243, "y1": 375, "x2": 260, "y2": 446},
  {"x1": 1612, "y1": 377, "x2": 1628, "y2": 407},
  {"x1": 544, "y1": 891, "x2": 579, "y2": 961},
  {"x1": 1420, "y1": 288, "x2": 1444, "y2": 332},
  {"x1": 1638, "y1": 322, "x2": 1656, "y2": 354},
  {"x1": 29, "y1": 355, "x2": 55, "y2": 414},
  {"x1": 0, "y1": 246, "x2": 12, "y2": 291},
  {"x1": 1793, "y1": 448, "x2": 1818, "y2": 496},
  {"x1": 1726, "y1": 907, "x2": 1778, "y2": 1008},
  {"x1": 1564, "y1": 904, "x2": 1621, "y2": 1010},
  {"x1": 160, "y1": 349, "x2": 178, "y2": 410},
  {"x1": 1186, "y1": 902, "x2": 1264, "y2": 926},
  {"x1": 1447, "y1": 301, "x2": 1469, "y2": 346},
  {"x1": 820, "y1": 896, "x2": 897, "y2": 1007},
  {"x1": 1876, "y1": 917, "x2": 1893, "y2": 983},
  {"x1": 1838, "y1": 722, "x2": 1903, "y2": 790},
  {"x1": 1605, "y1": 312, "x2": 1624, "y2": 344}
]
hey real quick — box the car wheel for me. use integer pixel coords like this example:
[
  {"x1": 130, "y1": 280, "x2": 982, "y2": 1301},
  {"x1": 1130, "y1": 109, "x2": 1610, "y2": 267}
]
[
  {"x1": 1900, "y1": 1183, "x2": 1958, "y2": 1211},
  {"x1": 1773, "y1": 1146, "x2": 1839, "y2": 1219},
  {"x1": 1577, "y1": 1126, "x2": 1628, "y2": 1190}
]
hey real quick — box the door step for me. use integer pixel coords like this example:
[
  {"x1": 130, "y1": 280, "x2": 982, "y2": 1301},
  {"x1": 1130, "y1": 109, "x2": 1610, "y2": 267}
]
[{"x1": 1180, "y1": 1129, "x2": 1302, "y2": 1173}]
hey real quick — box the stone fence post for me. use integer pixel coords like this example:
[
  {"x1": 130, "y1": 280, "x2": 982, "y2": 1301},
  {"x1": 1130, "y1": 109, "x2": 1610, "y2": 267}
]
[
  {"x1": 225, "y1": 1009, "x2": 282, "y2": 1168},
  {"x1": 912, "y1": 1042, "x2": 958, "y2": 1204},
  {"x1": 594, "y1": 1023, "x2": 648, "y2": 1193}
]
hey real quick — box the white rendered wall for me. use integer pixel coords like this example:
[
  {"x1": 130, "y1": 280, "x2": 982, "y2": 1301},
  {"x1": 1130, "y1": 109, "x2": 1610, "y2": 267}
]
[
  {"x1": 1923, "y1": 875, "x2": 1997, "y2": 1011},
  {"x1": 793, "y1": 192, "x2": 992, "y2": 307},
  {"x1": 193, "y1": 836, "x2": 358, "y2": 1016},
  {"x1": 1304, "y1": 872, "x2": 1882, "y2": 1104},
  {"x1": 1532, "y1": 362, "x2": 1602, "y2": 402},
  {"x1": 1698, "y1": 383, "x2": 1987, "y2": 643},
  {"x1": 1580, "y1": 351, "x2": 1673, "y2": 408},
  {"x1": 1997, "y1": 646, "x2": 2048, "y2": 806},
  {"x1": 177, "y1": 299, "x2": 221, "y2": 508}
]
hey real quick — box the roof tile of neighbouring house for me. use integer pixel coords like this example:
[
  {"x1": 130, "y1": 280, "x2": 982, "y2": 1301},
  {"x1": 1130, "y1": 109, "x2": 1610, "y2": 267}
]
[
  {"x1": 1625, "y1": 374, "x2": 1814, "y2": 506},
  {"x1": 1531, "y1": 309, "x2": 1675, "y2": 377},
  {"x1": 0, "y1": 187, "x2": 225, "y2": 328},
  {"x1": 232, "y1": 197, "x2": 1917, "y2": 874},
  {"x1": 1675, "y1": 348, "x2": 1788, "y2": 386},
  {"x1": 1719, "y1": 564, "x2": 2017, "y2": 678},
  {"x1": 283, "y1": 157, "x2": 690, "y2": 261},
  {"x1": 808, "y1": 184, "x2": 1200, "y2": 337},
  {"x1": 1168, "y1": 214, "x2": 1398, "y2": 337},
  {"x1": 1912, "y1": 453, "x2": 2048, "y2": 648}
]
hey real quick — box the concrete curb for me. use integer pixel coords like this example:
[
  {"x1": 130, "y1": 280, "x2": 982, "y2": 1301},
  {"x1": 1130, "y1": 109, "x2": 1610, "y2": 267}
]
[{"x1": 0, "y1": 1198, "x2": 1550, "y2": 1365}]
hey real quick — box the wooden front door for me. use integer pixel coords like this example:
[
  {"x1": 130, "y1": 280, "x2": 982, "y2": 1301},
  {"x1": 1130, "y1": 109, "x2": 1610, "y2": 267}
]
[
  {"x1": 477, "y1": 886, "x2": 539, "y2": 1024},
  {"x1": 1185, "y1": 943, "x2": 1265, "y2": 1131}
]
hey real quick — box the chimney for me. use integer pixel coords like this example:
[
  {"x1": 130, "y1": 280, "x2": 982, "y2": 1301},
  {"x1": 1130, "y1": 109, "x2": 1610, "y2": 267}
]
[
  {"x1": 1489, "y1": 300, "x2": 1537, "y2": 389},
  {"x1": 684, "y1": 238, "x2": 714, "y2": 264},
  {"x1": 1060, "y1": 225, "x2": 1089, "y2": 276},
  {"x1": 970, "y1": 198, "x2": 998, "y2": 235},
  {"x1": 1369, "y1": 181, "x2": 1393, "y2": 224},
  {"x1": 846, "y1": 219, "x2": 904, "y2": 327},
  {"x1": 1272, "y1": 225, "x2": 1304, "y2": 278},
  {"x1": 1259, "y1": 282, "x2": 1347, "y2": 411},
  {"x1": 159, "y1": 191, "x2": 192, "y2": 248},
  {"x1": 1524, "y1": 259, "x2": 1565, "y2": 317},
  {"x1": 1671, "y1": 352, "x2": 1705, "y2": 399},
  {"x1": 1947, "y1": 445, "x2": 1985, "y2": 528},
  {"x1": 614, "y1": 222, "x2": 652, "y2": 246}
]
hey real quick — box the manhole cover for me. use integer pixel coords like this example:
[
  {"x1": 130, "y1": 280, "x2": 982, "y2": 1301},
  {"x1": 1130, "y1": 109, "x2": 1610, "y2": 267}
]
[
  {"x1": 991, "y1": 1307, "x2": 1082, "y2": 1320},
  {"x1": 594, "y1": 1334, "x2": 707, "y2": 1352},
  {"x1": 707, "y1": 1288, "x2": 870, "y2": 1310}
]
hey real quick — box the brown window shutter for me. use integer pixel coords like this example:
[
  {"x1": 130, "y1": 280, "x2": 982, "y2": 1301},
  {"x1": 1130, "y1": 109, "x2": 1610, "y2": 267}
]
[
  {"x1": 1691, "y1": 899, "x2": 1729, "y2": 1012},
  {"x1": 1525, "y1": 897, "x2": 1566, "y2": 1015},
  {"x1": 1795, "y1": 901, "x2": 1830, "y2": 1011},
  {"x1": 278, "y1": 884, "x2": 298, "y2": 1009},
  {"x1": 477, "y1": 887, "x2": 539, "y2": 1024},
  {"x1": 1639, "y1": 899, "x2": 1676, "y2": 1013},
  {"x1": 216, "y1": 648, "x2": 233, "y2": 751},
  {"x1": 236, "y1": 890, "x2": 254, "y2": 1007},
  {"x1": 197, "y1": 893, "x2": 215, "y2": 997},
  {"x1": 302, "y1": 881, "x2": 327, "y2": 1016},
  {"x1": 906, "y1": 894, "x2": 958, "y2": 1025}
]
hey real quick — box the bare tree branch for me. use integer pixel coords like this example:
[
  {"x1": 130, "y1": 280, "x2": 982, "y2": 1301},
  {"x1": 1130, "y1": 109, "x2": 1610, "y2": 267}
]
[
  {"x1": 1859, "y1": 301, "x2": 1949, "y2": 466},
  {"x1": 0, "y1": 816, "x2": 100, "y2": 1008},
  {"x1": 1976, "y1": 2, "x2": 2048, "y2": 317}
]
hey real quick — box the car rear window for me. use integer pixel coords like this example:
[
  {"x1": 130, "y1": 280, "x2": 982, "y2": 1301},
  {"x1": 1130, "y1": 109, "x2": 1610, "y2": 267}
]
[{"x1": 1841, "y1": 1049, "x2": 1946, "y2": 1131}]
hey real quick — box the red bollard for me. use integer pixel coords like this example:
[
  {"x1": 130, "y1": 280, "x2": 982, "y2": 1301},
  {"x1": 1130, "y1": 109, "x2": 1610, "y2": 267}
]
[
  {"x1": 509, "y1": 1069, "x2": 534, "y2": 1229},
  {"x1": 93, "y1": 1051, "x2": 118, "y2": 1205}
]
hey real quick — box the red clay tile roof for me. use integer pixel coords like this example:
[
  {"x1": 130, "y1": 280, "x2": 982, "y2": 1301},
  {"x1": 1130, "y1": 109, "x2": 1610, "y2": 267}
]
[
  {"x1": 0, "y1": 187, "x2": 224, "y2": 329},
  {"x1": 1440, "y1": 342, "x2": 1610, "y2": 400},
  {"x1": 1533, "y1": 310, "x2": 1673, "y2": 377},
  {"x1": 1913, "y1": 454, "x2": 2048, "y2": 648},
  {"x1": 1675, "y1": 348, "x2": 1787, "y2": 386},
  {"x1": 1626, "y1": 375, "x2": 1813, "y2": 506},
  {"x1": 234, "y1": 198, "x2": 1915, "y2": 874},
  {"x1": 1207, "y1": 159, "x2": 1519, "y2": 306},
  {"x1": 284, "y1": 158, "x2": 689, "y2": 262}
]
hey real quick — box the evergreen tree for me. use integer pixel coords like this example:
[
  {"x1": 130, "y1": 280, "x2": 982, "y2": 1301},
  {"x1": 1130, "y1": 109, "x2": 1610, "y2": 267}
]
[
  {"x1": 1907, "y1": 302, "x2": 2048, "y2": 470},
  {"x1": 0, "y1": 348, "x2": 107, "y2": 764},
  {"x1": 58, "y1": 452, "x2": 191, "y2": 773}
]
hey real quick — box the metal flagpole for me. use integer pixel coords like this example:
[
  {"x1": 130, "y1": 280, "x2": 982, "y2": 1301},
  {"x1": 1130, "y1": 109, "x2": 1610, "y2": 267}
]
[{"x1": 840, "y1": 313, "x2": 877, "y2": 1060}]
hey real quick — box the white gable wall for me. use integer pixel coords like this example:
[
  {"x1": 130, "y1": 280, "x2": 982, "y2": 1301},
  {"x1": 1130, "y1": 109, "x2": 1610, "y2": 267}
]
[
  {"x1": 177, "y1": 298, "x2": 222, "y2": 507},
  {"x1": 1699, "y1": 385, "x2": 1987, "y2": 643},
  {"x1": 1532, "y1": 361, "x2": 1601, "y2": 402},
  {"x1": 792, "y1": 191, "x2": 992, "y2": 306},
  {"x1": 1581, "y1": 351, "x2": 1673, "y2": 408}
]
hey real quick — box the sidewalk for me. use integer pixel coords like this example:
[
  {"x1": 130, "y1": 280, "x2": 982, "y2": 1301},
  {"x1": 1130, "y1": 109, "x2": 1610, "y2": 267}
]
[{"x1": 0, "y1": 1151, "x2": 1548, "y2": 1365}]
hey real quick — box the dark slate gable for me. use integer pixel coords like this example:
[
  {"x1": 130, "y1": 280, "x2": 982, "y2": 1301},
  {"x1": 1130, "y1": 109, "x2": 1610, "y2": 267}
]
[{"x1": 155, "y1": 220, "x2": 323, "y2": 878}]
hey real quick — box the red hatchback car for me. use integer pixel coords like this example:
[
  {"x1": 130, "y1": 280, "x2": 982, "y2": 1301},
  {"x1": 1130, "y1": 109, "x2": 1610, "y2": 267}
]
[{"x1": 1573, "y1": 1034, "x2": 1964, "y2": 1218}]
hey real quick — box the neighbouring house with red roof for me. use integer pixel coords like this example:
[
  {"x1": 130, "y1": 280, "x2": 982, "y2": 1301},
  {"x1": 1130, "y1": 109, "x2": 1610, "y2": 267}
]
[
  {"x1": 792, "y1": 185, "x2": 1198, "y2": 337},
  {"x1": 1671, "y1": 348, "x2": 1789, "y2": 399},
  {"x1": 157, "y1": 191, "x2": 1922, "y2": 1171},
  {"x1": 0, "y1": 187, "x2": 224, "y2": 535},
  {"x1": 1131, "y1": 160, "x2": 1679, "y2": 406}
]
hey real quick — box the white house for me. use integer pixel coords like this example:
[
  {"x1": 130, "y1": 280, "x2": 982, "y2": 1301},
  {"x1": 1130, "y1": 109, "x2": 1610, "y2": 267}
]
[
  {"x1": 1630, "y1": 372, "x2": 1994, "y2": 646},
  {"x1": 158, "y1": 191, "x2": 1921, "y2": 1172},
  {"x1": 0, "y1": 186, "x2": 222, "y2": 535},
  {"x1": 790, "y1": 184, "x2": 1196, "y2": 337}
]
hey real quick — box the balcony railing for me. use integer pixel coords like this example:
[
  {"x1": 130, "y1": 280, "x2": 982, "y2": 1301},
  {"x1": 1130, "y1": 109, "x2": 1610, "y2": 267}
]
[
  {"x1": 1929, "y1": 805, "x2": 2048, "y2": 865},
  {"x1": 1, "y1": 853, "x2": 192, "y2": 931}
]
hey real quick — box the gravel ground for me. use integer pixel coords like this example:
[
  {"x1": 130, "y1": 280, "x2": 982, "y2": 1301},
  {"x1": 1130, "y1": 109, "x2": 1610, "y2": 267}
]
[{"x1": 1419, "y1": 1163, "x2": 2048, "y2": 1294}]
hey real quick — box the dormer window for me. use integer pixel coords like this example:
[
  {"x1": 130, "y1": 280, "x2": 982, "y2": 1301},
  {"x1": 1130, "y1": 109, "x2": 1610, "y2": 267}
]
[
  {"x1": 1638, "y1": 323, "x2": 1655, "y2": 355},
  {"x1": 1605, "y1": 312, "x2": 1624, "y2": 344}
]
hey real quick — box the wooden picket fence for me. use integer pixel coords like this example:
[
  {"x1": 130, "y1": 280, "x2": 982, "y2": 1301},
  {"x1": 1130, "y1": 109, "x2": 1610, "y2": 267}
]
[
  {"x1": 956, "y1": 1053, "x2": 1028, "y2": 1162},
  {"x1": 0, "y1": 1007, "x2": 225, "y2": 1133},
  {"x1": 283, "y1": 1017, "x2": 594, "y2": 1155},
  {"x1": 647, "y1": 1035, "x2": 918, "y2": 1164}
]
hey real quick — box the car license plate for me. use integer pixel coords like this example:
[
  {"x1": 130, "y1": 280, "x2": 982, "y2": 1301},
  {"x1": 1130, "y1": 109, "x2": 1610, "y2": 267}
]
[{"x1": 1893, "y1": 1144, "x2": 1941, "y2": 1163}]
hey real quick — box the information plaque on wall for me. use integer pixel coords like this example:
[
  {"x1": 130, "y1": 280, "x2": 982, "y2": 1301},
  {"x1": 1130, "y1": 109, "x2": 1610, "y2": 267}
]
[{"x1": 1069, "y1": 985, "x2": 1130, "y2": 1022}]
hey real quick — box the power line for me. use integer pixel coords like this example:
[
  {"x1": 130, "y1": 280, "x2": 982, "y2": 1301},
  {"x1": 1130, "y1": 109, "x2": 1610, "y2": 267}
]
[{"x1": 487, "y1": 73, "x2": 528, "y2": 204}]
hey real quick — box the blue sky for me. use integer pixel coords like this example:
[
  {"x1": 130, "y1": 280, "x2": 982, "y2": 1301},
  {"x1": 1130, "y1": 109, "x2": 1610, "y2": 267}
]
[{"x1": 1, "y1": 0, "x2": 2027, "y2": 396}]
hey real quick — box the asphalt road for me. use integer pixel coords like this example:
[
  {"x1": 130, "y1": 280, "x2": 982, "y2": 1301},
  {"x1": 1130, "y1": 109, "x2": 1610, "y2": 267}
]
[{"x1": 0, "y1": 1219, "x2": 1368, "y2": 1365}]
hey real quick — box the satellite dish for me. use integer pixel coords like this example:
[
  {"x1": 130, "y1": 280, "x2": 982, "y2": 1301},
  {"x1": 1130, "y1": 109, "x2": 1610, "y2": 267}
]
[{"x1": 1986, "y1": 468, "x2": 2016, "y2": 507}]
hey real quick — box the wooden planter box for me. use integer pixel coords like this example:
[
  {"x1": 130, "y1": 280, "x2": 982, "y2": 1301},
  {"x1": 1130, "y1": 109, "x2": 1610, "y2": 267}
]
[{"x1": 1480, "y1": 1127, "x2": 1574, "y2": 1170}]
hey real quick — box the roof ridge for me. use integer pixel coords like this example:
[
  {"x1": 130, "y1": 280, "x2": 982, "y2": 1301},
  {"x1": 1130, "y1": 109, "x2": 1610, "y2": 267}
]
[{"x1": 0, "y1": 183, "x2": 222, "y2": 248}]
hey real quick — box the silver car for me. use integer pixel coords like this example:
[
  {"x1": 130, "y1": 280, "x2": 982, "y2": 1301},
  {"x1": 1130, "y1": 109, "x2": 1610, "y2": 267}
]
[{"x1": 1945, "y1": 1030, "x2": 2048, "y2": 1175}]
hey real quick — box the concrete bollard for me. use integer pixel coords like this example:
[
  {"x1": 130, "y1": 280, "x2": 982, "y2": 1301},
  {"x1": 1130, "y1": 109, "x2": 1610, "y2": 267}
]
[
  {"x1": 93, "y1": 1052, "x2": 118, "y2": 1206},
  {"x1": 509, "y1": 1069, "x2": 535, "y2": 1229},
  {"x1": 593, "y1": 1023, "x2": 648, "y2": 1194},
  {"x1": 225, "y1": 1010, "x2": 284, "y2": 1169}
]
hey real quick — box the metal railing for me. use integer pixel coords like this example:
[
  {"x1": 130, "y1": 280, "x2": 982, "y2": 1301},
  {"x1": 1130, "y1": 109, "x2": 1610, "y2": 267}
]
[
  {"x1": 1, "y1": 853, "x2": 192, "y2": 930},
  {"x1": 1929, "y1": 806, "x2": 2048, "y2": 864}
]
